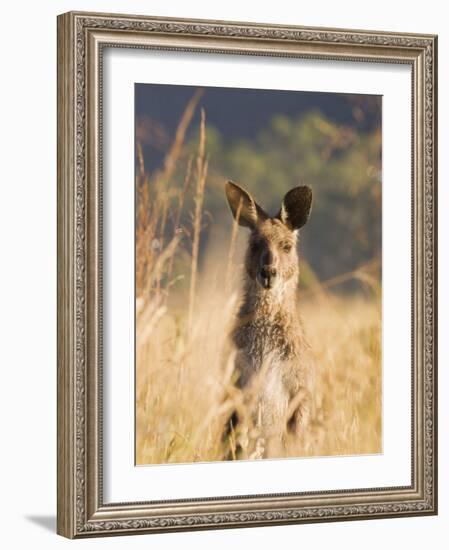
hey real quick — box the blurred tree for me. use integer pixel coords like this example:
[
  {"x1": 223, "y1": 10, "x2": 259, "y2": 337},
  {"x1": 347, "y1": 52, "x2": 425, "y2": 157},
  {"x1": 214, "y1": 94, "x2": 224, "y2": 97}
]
[
  {"x1": 140, "y1": 108, "x2": 381, "y2": 286},
  {"x1": 186, "y1": 110, "x2": 381, "y2": 281}
]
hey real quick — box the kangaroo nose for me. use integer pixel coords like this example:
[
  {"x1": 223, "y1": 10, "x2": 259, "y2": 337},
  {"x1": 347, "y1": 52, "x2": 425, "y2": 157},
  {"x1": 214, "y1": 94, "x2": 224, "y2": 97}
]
[
  {"x1": 260, "y1": 266, "x2": 277, "y2": 288},
  {"x1": 261, "y1": 266, "x2": 277, "y2": 278}
]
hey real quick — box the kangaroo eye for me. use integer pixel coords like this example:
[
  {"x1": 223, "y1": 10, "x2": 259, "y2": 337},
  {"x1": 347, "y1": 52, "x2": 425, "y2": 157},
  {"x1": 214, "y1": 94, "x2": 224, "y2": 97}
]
[{"x1": 282, "y1": 243, "x2": 292, "y2": 253}]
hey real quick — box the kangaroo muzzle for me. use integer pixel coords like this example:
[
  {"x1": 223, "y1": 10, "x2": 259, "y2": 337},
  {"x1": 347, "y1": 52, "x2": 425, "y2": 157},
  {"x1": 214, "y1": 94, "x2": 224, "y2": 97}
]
[{"x1": 259, "y1": 265, "x2": 277, "y2": 289}]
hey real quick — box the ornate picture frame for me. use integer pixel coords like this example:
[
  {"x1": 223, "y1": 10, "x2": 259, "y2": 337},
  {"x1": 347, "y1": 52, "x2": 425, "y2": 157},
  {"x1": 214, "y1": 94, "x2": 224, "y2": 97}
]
[{"x1": 57, "y1": 11, "x2": 437, "y2": 538}]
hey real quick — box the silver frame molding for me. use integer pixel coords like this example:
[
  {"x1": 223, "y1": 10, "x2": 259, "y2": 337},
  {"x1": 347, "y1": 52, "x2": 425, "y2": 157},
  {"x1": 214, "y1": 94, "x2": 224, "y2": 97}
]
[{"x1": 57, "y1": 11, "x2": 438, "y2": 538}]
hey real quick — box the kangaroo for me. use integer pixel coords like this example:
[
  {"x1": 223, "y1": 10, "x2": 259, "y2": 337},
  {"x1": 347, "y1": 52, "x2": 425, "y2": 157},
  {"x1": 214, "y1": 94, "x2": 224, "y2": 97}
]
[{"x1": 224, "y1": 180, "x2": 314, "y2": 459}]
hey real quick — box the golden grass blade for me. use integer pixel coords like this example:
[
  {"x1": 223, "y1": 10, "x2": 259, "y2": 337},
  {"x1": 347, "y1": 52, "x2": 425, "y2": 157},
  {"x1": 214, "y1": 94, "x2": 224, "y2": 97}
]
[
  {"x1": 188, "y1": 109, "x2": 208, "y2": 332},
  {"x1": 225, "y1": 197, "x2": 243, "y2": 292},
  {"x1": 161, "y1": 88, "x2": 203, "y2": 186}
]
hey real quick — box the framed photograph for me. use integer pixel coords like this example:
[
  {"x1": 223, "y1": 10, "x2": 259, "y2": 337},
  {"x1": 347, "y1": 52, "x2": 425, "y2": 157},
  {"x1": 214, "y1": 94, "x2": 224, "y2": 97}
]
[{"x1": 57, "y1": 11, "x2": 438, "y2": 538}]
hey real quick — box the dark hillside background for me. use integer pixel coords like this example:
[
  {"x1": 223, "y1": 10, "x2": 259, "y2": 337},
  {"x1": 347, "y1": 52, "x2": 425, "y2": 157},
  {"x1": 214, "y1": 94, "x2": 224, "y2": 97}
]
[{"x1": 135, "y1": 83, "x2": 382, "y2": 288}]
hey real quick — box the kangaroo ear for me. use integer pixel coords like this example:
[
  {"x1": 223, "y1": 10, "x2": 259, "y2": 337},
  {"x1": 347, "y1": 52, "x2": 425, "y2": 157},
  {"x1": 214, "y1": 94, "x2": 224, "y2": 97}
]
[
  {"x1": 278, "y1": 185, "x2": 313, "y2": 231},
  {"x1": 225, "y1": 181, "x2": 267, "y2": 229}
]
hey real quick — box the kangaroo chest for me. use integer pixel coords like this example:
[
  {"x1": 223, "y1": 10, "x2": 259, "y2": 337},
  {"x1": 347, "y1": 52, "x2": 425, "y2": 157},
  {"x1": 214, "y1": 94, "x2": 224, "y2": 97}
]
[{"x1": 233, "y1": 312, "x2": 300, "y2": 368}]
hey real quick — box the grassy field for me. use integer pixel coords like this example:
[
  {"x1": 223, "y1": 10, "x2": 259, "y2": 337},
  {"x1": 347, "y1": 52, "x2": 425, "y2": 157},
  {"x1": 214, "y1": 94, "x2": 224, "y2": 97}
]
[
  {"x1": 135, "y1": 104, "x2": 381, "y2": 466},
  {"x1": 135, "y1": 284, "x2": 382, "y2": 465}
]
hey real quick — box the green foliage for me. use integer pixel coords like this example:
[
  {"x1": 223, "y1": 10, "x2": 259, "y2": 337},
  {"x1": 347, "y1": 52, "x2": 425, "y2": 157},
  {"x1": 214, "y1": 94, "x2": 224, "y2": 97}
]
[{"x1": 168, "y1": 109, "x2": 381, "y2": 283}]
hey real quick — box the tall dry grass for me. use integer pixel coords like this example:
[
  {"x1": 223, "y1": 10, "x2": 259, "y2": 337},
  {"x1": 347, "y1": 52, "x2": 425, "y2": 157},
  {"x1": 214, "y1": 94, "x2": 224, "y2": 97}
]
[{"x1": 135, "y1": 96, "x2": 382, "y2": 465}]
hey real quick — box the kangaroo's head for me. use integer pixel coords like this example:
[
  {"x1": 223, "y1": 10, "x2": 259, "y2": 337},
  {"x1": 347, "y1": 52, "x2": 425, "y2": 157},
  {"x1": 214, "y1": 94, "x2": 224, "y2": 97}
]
[{"x1": 225, "y1": 181, "x2": 312, "y2": 292}]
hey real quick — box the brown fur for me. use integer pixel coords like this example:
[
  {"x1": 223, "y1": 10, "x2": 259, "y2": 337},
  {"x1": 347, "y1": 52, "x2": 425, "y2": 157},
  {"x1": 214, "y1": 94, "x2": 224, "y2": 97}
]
[{"x1": 225, "y1": 181, "x2": 314, "y2": 459}]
